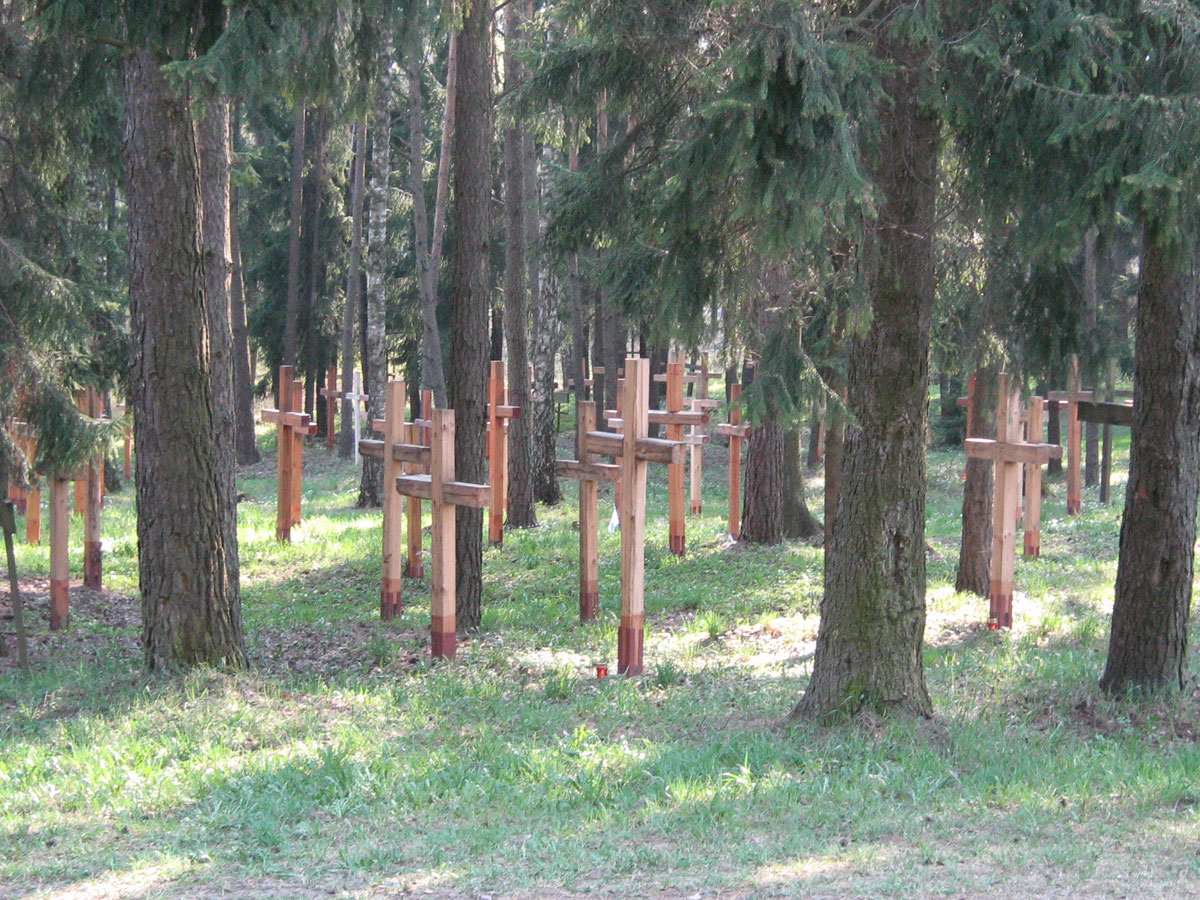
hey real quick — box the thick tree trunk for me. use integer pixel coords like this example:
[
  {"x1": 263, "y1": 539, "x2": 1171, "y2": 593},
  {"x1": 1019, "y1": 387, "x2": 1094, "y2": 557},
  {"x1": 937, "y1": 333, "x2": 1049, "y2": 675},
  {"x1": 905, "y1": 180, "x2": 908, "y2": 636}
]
[
  {"x1": 230, "y1": 174, "x2": 259, "y2": 465},
  {"x1": 1101, "y1": 224, "x2": 1200, "y2": 695},
  {"x1": 281, "y1": 101, "x2": 306, "y2": 374},
  {"x1": 339, "y1": 117, "x2": 367, "y2": 458},
  {"x1": 359, "y1": 37, "x2": 393, "y2": 508},
  {"x1": 303, "y1": 108, "x2": 329, "y2": 422},
  {"x1": 407, "y1": 35, "x2": 449, "y2": 408},
  {"x1": 503, "y1": 2, "x2": 536, "y2": 528},
  {"x1": 741, "y1": 419, "x2": 786, "y2": 545},
  {"x1": 793, "y1": 19, "x2": 935, "y2": 720},
  {"x1": 125, "y1": 49, "x2": 245, "y2": 670},
  {"x1": 448, "y1": 0, "x2": 492, "y2": 630},
  {"x1": 955, "y1": 366, "x2": 996, "y2": 597}
]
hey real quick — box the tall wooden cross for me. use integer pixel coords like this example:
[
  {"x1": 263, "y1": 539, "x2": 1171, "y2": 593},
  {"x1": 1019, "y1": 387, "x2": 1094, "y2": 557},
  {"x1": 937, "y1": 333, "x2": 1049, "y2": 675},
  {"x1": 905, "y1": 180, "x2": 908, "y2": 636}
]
[
  {"x1": 1023, "y1": 396, "x2": 1046, "y2": 559},
  {"x1": 487, "y1": 360, "x2": 520, "y2": 546},
  {"x1": 582, "y1": 357, "x2": 688, "y2": 673},
  {"x1": 318, "y1": 365, "x2": 340, "y2": 450},
  {"x1": 49, "y1": 473, "x2": 70, "y2": 630},
  {"x1": 395, "y1": 409, "x2": 490, "y2": 660},
  {"x1": 965, "y1": 373, "x2": 1061, "y2": 629},
  {"x1": 1048, "y1": 356, "x2": 1091, "y2": 515},
  {"x1": 342, "y1": 371, "x2": 372, "y2": 465},
  {"x1": 610, "y1": 361, "x2": 707, "y2": 556},
  {"x1": 717, "y1": 384, "x2": 748, "y2": 540},
  {"x1": 261, "y1": 366, "x2": 317, "y2": 542}
]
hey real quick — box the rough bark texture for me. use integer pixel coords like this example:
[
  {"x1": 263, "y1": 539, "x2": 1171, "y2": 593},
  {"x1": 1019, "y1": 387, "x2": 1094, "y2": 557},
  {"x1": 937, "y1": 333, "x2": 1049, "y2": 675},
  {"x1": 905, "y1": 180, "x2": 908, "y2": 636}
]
[
  {"x1": 407, "y1": 34, "x2": 448, "y2": 408},
  {"x1": 741, "y1": 419, "x2": 787, "y2": 545},
  {"x1": 955, "y1": 366, "x2": 996, "y2": 597},
  {"x1": 339, "y1": 117, "x2": 366, "y2": 458},
  {"x1": 230, "y1": 174, "x2": 259, "y2": 465},
  {"x1": 782, "y1": 430, "x2": 822, "y2": 540},
  {"x1": 793, "y1": 19, "x2": 935, "y2": 720},
  {"x1": 503, "y1": 2, "x2": 536, "y2": 528},
  {"x1": 448, "y1": 0, "x2": 492, "y2": 630},
  {"x1": 1101, "y1": 224, "x2": 1200, "y2": 695},
  {"x1": 528, "y1": 130, "x2": 562, "y2": 504},
  {"x1": 358, "y1": 38, "x2": 393, "y2": 509},
  {"x1": 281, "y1": 102, "x2": 306, "y2": 373},
  {"x1": 125, "y1": 49, "x2": 245, "y2": 670}
]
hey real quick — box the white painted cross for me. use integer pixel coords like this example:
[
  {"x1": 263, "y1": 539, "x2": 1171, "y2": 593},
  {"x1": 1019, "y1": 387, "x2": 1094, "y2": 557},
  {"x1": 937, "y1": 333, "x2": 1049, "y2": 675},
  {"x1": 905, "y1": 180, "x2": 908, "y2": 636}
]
[{"x1": 342, "y1": 371, "x2": 372, "y2": 464}]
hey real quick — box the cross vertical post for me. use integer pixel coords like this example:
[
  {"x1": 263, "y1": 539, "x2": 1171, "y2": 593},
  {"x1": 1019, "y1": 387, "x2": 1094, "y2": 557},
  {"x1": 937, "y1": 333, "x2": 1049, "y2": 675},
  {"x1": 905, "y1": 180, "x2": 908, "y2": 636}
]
[
  {"x1": 1066, "y1": 356, "x2": 1083, "y2": 515},
  {"x1": 381, "y1": 379, "x2": 407, "y2": 620},
  {"x1": 1024, "y1": 396, "x2": 1045, "y2": 559},
  {"x1": 83, "y1": 386, "x2": 103, "y2": 590},
  {"x1": 717, "y1": 384, "x2": 748, "y2": 540},
  {"x1": 49, "y1": 474, "x2": 70, "y2": 630},
  {"x1": 319, "y1": 364, "x2": 339, "y2": 450},
  {"x1": 666, "y1": 360, "x2": 686, "y2": 556},
  {"x1": 618, "y1": 358, "x2": 650, "y2": 674}
]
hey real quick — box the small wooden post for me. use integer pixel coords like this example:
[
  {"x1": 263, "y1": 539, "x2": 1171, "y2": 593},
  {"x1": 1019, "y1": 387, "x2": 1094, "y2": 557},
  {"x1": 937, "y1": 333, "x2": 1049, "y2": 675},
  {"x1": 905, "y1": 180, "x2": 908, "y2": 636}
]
[
  {"x1": 665, "y1": 360, "x2": 686, "y2": 556},
  {"x1": 406, "y1": 390, "x2": 433, "y2": 578},
  {"x1": 25, "y1": 431, "x2": 40, "y2": 544},
  {"x1": 83, "y1": 387, "x2": 102, "y2": 590},
  {"x1": 49, "y1": 475, "x2": 70, "y2": 630},
  {"x1": 1023, "y1": 396, "x2": 1046, "y2": 559},
  {"x1": 1066, "y1": 356, "x2": 1083, "y2": 515},
  {"x1": 381, "y1": 380, "x2": 407, "y2": 620},
  {"x1": 319, "y1": 364, "x2": 340, "y2": 450},
  {"x1": 289, "y1": 377, "x2": 304, "y2": 528},
  {"x1": 717, "y1": 384, "x2": 748, "y2": 540}
]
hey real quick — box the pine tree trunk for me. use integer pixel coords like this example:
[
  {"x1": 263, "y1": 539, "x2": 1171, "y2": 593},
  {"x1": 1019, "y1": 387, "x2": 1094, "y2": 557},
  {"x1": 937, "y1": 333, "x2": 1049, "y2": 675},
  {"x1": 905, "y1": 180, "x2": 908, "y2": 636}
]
[
  {"x1": 528, "y1": 125, "x2": 562, "y2": 504},
  {"x1": 125, "y1": 49, "x2": 245, "y2": 670},
  {"x1": 793, "y1": 19, "x2": 935, "y2": 720},
  {"x1": 281, "y1": 101, "x2": 306, "y2": 374},
  {"x1": 741, "y1": 419, "x2": 785, "y2": 545},
  {"x1": 955, "y1": 366, "x2": 995, "y2": 596},
  {"x1": 503, "y1": 1, "x2": 536, "y2": 528},
  {"x1": 782, "y1": 430, "x2": 822, "y2": 540},
  {"x1": 406, "y1": 35, "x2": 448, "y2": 408},
  {"x1": 1046, "y1": 394, "x2": 1062, "y2": 475},
  {"x1": 448, "y1": 0, "x2": 492, "y2": 630},
  {"x1": 359, "y1": 38, "x2": 393, "y2": 509},
  {"x1": 230, "y1": 171, "x2": 259, "y2": 465},
  {"x1": 1100, "y1": 224, "x2": 1200, "y2": 695},
  {"x1": 303, "y1": 108, "x2": 329, "y2": 421},
  {"x1": 339, "y1": 117, "x2": 367, "y2": 458}
]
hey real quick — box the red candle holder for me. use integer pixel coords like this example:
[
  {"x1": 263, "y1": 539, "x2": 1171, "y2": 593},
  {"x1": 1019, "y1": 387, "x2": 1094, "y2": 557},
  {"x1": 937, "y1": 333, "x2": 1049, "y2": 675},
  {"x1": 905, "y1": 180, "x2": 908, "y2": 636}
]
[{"x1": 595, "y1": 665, "x2": 608, "y2": 679}]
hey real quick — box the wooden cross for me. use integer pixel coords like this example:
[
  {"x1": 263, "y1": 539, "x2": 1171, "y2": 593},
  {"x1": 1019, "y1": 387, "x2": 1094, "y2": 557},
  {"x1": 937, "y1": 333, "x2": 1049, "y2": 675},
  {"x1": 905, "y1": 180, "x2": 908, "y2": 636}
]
[
  {"x1": 318, "y1": 364, "x2": 340, "y2": 451},
  {"x1": 555, "y1": 401, "x2": 619, "y2": 620},
  {"x1": 1047, "y1": 356, "x2": 1091, "y2": 515},
  {"x1": 340, "y1": 371, "x2": 371, "y2": 465},
  {"x1": 487, "y1": 360, "x2": 520, "y2": 546},
  {"x1": 260, "y1": 365, "x2": 317, "y2": 542},
  {"x1": 395, "y1": 409, "x2": 490, "y2": 660},
  {"x1": 955, "y1": 371, "x2": 978, "y2": 442},
  {"x1": 406, "y1": 389, "x2": 433, "y2": 578},
  {"x1": 717, "y1": 384, "x2": 748, "y2": 540},
  {"x1": 581, "y1": 357, "x2": 688, "y2": 674},
  {"x1": 81, "y1": 386, "x2": 103, "y2": 591},
  {"x1": 965, "y1": 373, "x2": 1061, "y2": 629},
  {"x1": 1023, "y1": 396, "x2": 1046, "y2": 559},
  {"x1": 607, "y1": 362, "x2": 708, "y2": 556},
  {"x1": 49, "y1": 473, "x2": 70, "y2": 630}
]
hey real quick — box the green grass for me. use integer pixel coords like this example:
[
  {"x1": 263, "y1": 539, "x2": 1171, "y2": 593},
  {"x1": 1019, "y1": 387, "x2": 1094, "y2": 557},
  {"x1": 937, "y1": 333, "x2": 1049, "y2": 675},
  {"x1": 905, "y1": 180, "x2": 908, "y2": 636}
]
[{"x1": 3, "y1": 423, "x2": 1199, "y2": 898}]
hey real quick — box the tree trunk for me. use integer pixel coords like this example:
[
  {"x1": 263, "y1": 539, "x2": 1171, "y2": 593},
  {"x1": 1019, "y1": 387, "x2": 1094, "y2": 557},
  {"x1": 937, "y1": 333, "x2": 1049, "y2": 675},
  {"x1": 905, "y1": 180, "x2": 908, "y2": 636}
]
[
  {"x1": 125, "y1": 49, "x2": 245, "y2": 670},
  {"x1": 1046, "y1": 395, "x2": 1062, "y2": 475},
  {"x1": 503, "y1": 1, "x2": 536, "y2": 528},
  {"x1": 793, "y1": 18, "x2": 936, "y2": 720},
  {"x1": 303, "y1": 108, "x2": 329, "y2": 422},
  {"x1": 741, "y1": 419, "x2": 786, "y2": 545},
  {"x1": 528, "y1": 118, "x2": 562, "y2": 504},
  {"x1": 358, "y1": 37, "x2": 393, "y2": 509},
  {"x1": 339, "y1": 116, "x2": 367, "y2": 458},
  {"x1": 448, "y1": 0, "x2": 492, "y2": 630},
  {"x1": 782, "y1": 430, "x2": 822, "y2": 540},
  {"x1": 955, "y1": 366, "x2": 996, "y2": 596},
  {"x1": 230, "y1": 165, "x2": 259, "y2": 465},
  {"x1": 406, "y1": 32, "x2": 449, "y2": 408},
  {"x1": 822, "y1": 311, "x2": 846, "y2": 555},
  {"x1": 1100, "y1": 223, "x2": 1200, "y2": 695},
  {"x1": 281, "y1": 101, "x2": 306, "y2": 374}
]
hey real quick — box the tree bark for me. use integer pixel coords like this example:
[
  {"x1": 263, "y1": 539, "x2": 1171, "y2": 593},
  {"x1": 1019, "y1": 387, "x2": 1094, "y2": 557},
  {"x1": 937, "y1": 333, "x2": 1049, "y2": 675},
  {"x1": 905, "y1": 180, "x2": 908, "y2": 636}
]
[
  {"x1": 406, "y1": 31, "x2": 449, "y2": 408},
  {"x1": 281, "y1": 101, "x2": 306, "y2": 374},
  {"x1": 503, "y1": 1, "x2": 536, "y2": 528},
  {"x1": 955, "y1": 365, "x2": 996, "y2": 596},
  {"x1": 782, "y1": 430, "x2": 822, "y2": 540},
  {"x1": 793, "y1": 17, "x2": 936, "y2": 720},
  {"x1": 124, "y1": 49, "x2": 245, "y2": 670},
  {"x1": 448, "y1": 0, "x2": 492, "y2": 630},
  {"x1": 359, "y1": 36, "x2": 394, "y2": 509},
  {"x1": 1100, "y1": 223, "x2": 1200, "y2": 695},
  {"x1": 230, "y1": 165, "x2": 259, "y2": 465},
  {"x1": 339, "y1": 116, "x2": 367, "y2": 458}
]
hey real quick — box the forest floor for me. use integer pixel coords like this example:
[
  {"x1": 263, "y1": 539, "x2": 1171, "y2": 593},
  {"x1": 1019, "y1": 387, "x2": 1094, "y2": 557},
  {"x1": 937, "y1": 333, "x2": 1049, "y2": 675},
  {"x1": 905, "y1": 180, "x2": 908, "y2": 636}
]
[{"x1": 3, "y1": 419, "x2": 1200, "y2": 899}]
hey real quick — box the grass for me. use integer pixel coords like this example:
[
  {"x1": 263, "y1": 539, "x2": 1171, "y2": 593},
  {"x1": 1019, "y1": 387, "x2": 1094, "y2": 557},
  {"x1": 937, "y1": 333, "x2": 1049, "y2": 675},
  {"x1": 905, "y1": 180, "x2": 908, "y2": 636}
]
[{"x1": 2, "y1": 423, "x2": 1199, "y2": 898}]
